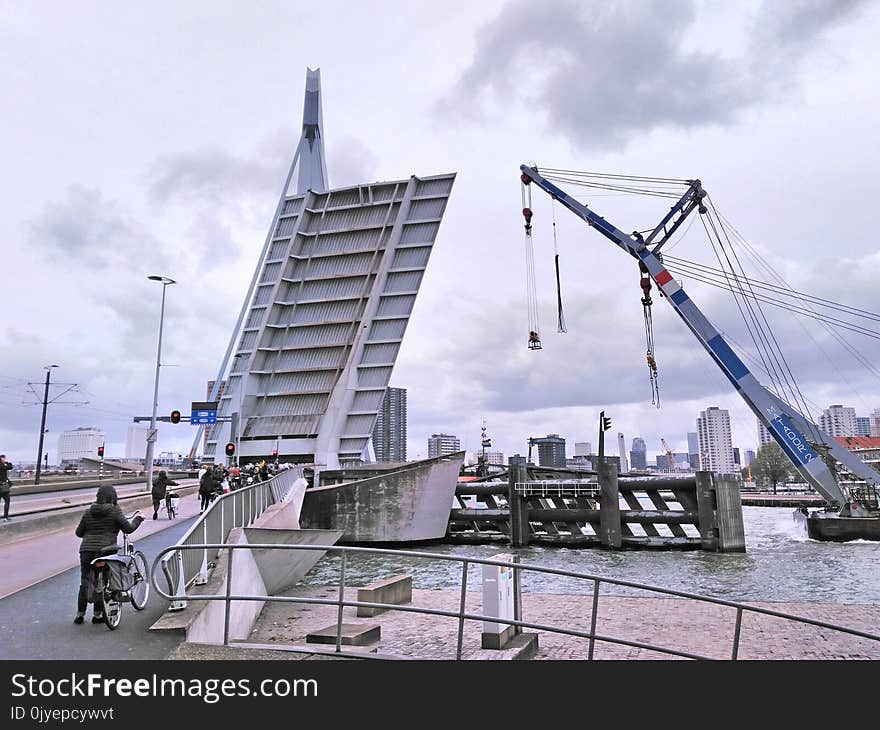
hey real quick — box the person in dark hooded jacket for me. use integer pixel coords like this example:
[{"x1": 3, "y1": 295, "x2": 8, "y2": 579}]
[
  {"x1": 198, "y1": 468, "x2": 221, "y2": 513},
  {"x1": 73, "y1": 485, "x2": 143, "y2": 624},
  {"x1": 151, "y1": 470, "x2": 179, "y2": 520}
]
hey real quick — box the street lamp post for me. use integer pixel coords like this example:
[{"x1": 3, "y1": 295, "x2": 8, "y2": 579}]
[
  {"x1": 144, "y1": 275, "x2": 176, "y2": 491},
  {"x1": 34, "y1": 364, "x2": 59, "y2": 485}
]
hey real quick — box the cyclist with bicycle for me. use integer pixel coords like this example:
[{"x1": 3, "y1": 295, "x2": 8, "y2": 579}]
[
  {"x1": 151, "y1": 470, "x2": 179, "y2": 520},
  {"x1": 73, "y1": 485, "x2": 144, "y2": 625}
]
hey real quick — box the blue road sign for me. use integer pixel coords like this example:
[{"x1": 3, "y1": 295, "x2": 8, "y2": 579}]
[
  {"x1": 191, "y1": 401, "x2": 219, "y2": 425},
  {"x1": 191, "y1": 410, "x2": 217, "y2": 424}
]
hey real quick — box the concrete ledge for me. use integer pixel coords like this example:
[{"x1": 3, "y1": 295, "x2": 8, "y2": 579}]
[
  {"x1": 306, "y1": 623, "x2": 381, "y2": 646},
  {"x1": 472, "y1": 633, "x2": 539, "y2": 660},
  {"x1": 356, "y1": 574, "x2": 412, "y2": 617}
]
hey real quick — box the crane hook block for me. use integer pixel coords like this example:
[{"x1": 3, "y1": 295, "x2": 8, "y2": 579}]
[
  {"x1": 522, "y1": 207, "x2": 533, "y2": 223},
  {"x1": 528, "y1": 330, "x2": 542, "y2": 350}
]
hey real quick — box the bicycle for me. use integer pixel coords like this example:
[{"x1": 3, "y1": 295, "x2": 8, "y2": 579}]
[
  {"x1": 164, "y1": 492, "x2": 180, "y2": 520},
  {"x1": 88, "y1": 512, "x2": 150, "y2": 630}
]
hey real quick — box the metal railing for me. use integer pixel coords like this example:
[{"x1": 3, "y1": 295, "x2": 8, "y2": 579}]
[
  {"x1": 150, "y1": 542, "x2": 880, "y2": 660},
  {"x1": 515, "y1": 480, "x2": 600, "y2": 497},
  {"x1": 159, "y1": 466, "x2": 303, "y2": 610}
]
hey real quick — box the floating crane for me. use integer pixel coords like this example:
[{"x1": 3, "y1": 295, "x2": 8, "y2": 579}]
[{"x1": 518, "y1": 164, "x2": 880, "y2": 533}]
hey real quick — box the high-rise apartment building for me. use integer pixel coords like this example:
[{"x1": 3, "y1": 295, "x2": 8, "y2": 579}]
[
  {"x1": 758, "y1": 420, "x2": 772, "y2": 448},
  {"x1": 630, "y1": 437, "x2": 647, "y2": 470},
  {"x1": 819, "y1": 405, "x2": 857, "y2": 438},
  {"x1": 58, "y1": 427, "x2": 104, "y2": 464},
  {"x1": 744, "y1": 449, "x2": 756, "y2": 468},
  {"x1": 428, "y1": 433, "x2": 460, "y2": 458},
  {"x1": 371, "y1": 387, "x2": 407, "y2": 463},
  {"x1": 532, "y1": 434, "x2": 566, "y2": 468},
  {"x1": 697, "y1": 407, "x2": 736, "y2": 475}
]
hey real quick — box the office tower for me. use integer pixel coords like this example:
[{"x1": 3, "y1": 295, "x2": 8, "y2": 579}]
[{"x1": 630, "y1": 437, "x2": 647, "y2": 470}]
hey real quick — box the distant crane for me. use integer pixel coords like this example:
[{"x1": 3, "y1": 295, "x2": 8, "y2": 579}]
[{"x1": 660, "y1": 438, "x2": 680, "y2": 474}]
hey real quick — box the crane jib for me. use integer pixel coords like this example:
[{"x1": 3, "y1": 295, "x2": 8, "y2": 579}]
[
  {"x1": 768, "y1": 412, "x2": 818, "y2": 467},
  {"x1": 521, "y1": 162, "x2": 848, "y2": 503}
]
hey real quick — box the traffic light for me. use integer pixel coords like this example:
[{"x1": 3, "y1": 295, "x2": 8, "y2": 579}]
[
  {"x1": 225, "y1": 442, "x2": 236, "y2": 457},
  {"x1": 170, "y1": 409, "x2": 181, "y2": 424},
  {"x1": 272, "y1": 449, "x2": 278, "y2": 457},
  {"x1": 97, "y1": 445, "x2": 104, "y2": 458},
  {"x1": 601, "y1": 411, "x2": 612, "y2": 431}
]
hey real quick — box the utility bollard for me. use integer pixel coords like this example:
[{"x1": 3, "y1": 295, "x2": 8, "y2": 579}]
[{"x1": 597, "y1": 461, "x2": 622, "y2": 549}]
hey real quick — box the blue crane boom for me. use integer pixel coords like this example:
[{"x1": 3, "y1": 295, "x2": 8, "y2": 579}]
[{"x1": 519, "y1": 164, "x2": 879, "y2": 508}]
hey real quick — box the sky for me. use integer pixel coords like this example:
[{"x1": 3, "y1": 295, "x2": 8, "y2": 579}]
[{"x1": 2, "y1": 0, "x2": 880, "y2": 467}]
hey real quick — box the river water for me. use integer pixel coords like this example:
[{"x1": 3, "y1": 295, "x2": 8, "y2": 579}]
[{"x1": 302, "y1": 507, "x2": 880, "y2": 604}]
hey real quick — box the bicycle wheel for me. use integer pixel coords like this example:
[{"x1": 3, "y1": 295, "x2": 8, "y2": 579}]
[
  {"x1": 129, "y1": 551, "x2": 150, "y2": 610},
  {"x1": 94, "y1": 572, "x2": 121, "y2": 630},
  {"x1": 103, "y1": 594, "x2": 122, "y2": 630}
]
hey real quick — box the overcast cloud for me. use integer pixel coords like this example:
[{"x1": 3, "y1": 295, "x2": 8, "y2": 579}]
[{"x1": 2, "y1": 0, "x2": 879, "y2": 467}]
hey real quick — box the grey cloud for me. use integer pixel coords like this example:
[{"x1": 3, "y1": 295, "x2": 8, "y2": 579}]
[
  {"x1": 28, "y1": 185, "x2": 170, "y2": 272},
  {"x1": 439, "y1": 0, "x2": 867, "y2": 149},
  {"x1": 147, "y1": 139, "x2": 291, "y2": 206},
  {"x1": 329, "y1": 136, "x2": 377, "y2": 188}
]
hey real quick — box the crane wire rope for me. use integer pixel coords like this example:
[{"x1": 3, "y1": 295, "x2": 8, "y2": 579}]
[
  {"x1": 711, "y1": 204, "x2": 880, "y2": 400},
  {"x1": 522, "y1": 181, "x2": 541, "y2": 350},
  {"x1": 551, "y1": 198, "x2": 567, "y2": 333}
]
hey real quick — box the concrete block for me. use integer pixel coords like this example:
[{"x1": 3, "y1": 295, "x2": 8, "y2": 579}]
[
  {"x1": 356, "y1": 574, "x2": 412, "y2": 617},
  {"x1": 306, "y1": 623, "x2": 381, "y2": 646}
]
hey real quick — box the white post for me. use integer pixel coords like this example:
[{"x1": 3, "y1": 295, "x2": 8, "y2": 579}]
[
  {"x1": 169, "y1": 551, "x2": 188, "y2": 612},
  {"x1": 195, "y1": 519, "x2": 209, "y2": 586}
]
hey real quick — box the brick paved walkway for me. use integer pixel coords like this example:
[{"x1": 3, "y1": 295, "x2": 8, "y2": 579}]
[{"x1": 242, "y1": 586, "x2": 880, "y2": 660}]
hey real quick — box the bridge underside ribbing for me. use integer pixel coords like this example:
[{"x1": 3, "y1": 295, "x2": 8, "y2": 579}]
[{"x1": 205, "y1": 173, "x2": 456, "y2": 468}]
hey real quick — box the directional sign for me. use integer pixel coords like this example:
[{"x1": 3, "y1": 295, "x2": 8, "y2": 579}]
[{"x1": 191, "y1": 409, "x2": 217, "y2": 425}]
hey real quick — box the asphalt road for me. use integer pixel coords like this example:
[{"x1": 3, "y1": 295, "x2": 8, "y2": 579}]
[{"x1": 0, "y1": 516, "x2": 197, "y2": 659}]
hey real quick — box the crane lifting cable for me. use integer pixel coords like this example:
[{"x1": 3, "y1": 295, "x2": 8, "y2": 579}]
[
  {"x1": 638, "y1": 255, "x2": 660, "y2": 407},
  {"x1": 521, "y1": 176, "x2": 541, "y2": 350},
  {"x1": 551, "y1": 198, "x2": 567, "y2": 333}
]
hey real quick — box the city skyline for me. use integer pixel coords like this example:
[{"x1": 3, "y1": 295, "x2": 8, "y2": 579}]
[{"x1": 3, "y1": 3, "x2": 880, "y2": 473}]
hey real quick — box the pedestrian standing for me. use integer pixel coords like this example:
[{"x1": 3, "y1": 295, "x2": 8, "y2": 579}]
[
  {"x1": 73, "y1": 485, "x2": 143, "y2": 624},
  {"x1": 0, "y1": 454, "x2": 13, "y2": 521}
]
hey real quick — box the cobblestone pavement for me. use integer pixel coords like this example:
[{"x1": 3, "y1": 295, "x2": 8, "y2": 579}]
[{"x1": 240, "y1": 586, "x2": 880, "y2": 660}]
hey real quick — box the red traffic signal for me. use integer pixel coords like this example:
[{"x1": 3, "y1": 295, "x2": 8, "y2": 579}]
[
  {"x1": 225, "y1": 442, "x2": 236, "y2": 457},
  {"x1": 170, "y1": 410, "x2": 182, "y2": 424},
  {"x1": 97, "y1": 445, "x2": 105, "y2": 458},
  {"x1": 272, "y1": 449, "x2": 278, "y2": 457}
]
